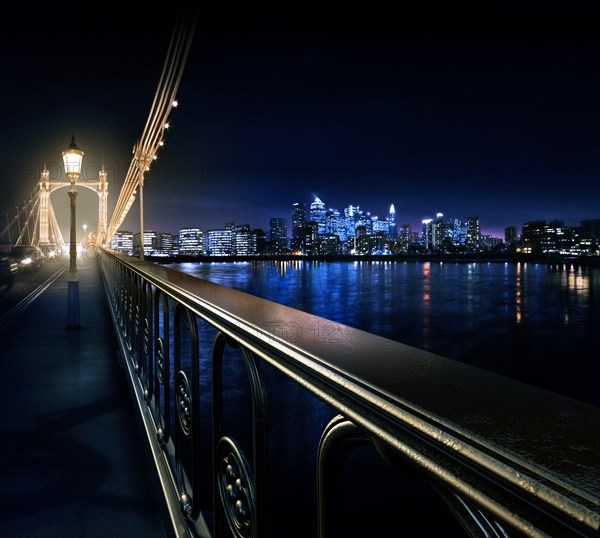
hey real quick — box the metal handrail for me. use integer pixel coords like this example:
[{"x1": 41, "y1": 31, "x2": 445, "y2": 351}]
[{"x1": 99, "y1": 247, "x2": 600, "y2": 537}]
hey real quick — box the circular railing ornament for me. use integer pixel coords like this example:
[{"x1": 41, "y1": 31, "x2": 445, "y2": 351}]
[
  {"x1": 175, "y1": 371, "x2": 193, "y2": 436},
  {"x1": 216, "y1": 437, "x2": 254, "y2": 538}
]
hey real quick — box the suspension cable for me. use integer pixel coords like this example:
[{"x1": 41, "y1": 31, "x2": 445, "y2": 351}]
[{"x1": 106, "y1": 13, "x2": 197, "y2": 243}]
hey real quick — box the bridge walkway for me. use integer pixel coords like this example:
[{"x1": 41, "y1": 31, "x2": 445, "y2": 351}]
[{"x1": 0, "y1": 257, "x2": 170, "y2": 537}]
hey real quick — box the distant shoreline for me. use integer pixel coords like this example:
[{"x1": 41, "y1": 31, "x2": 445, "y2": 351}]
[{"x1": 147, "y1": 253, "x2": 600, "y2": 267}]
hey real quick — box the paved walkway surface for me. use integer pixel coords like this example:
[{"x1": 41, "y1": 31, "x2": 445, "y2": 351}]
[{"x1": 0, "y1": 258, "x2": 169, "y2": 537}]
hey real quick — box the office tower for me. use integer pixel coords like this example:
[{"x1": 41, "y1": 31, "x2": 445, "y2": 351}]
[
  {"x1": 318, "y1": 234, "x2": 343, "y2": 256},
  {"x1": 372, "y1": 216, "x2": 390, "y2": 236},
  {"x1": 579, "y1": 219, "x2": 600, "y2": 243},
  {"x1": 269, "y1": 217, "x2": 288, "y2": 253},
  {"x1": 520, "y1": 221, "x2": 546, "y2": 254},
  {"x1": 291, "y1": 202, "x2": 306, "y2": 251},
  {"x1": 431, "y1": 212, "x2": 444, "y2": 252},
  {"x1": 344, "y1": 205, "x2": 358, "y2": 238},
  {"x1": 157, "y1": 233, "x2": 174, "y2": 255},
  {"x1": 111, "y1": 230, "x2": 133, "y2": 255},
  {"x1": 356, "y1": 210, "x2": 373, "y2": 235},
  {"x1": 179, "y1": 227, "x2": 203, "y2": 255},
  {"x1": 234, "y1": 225, "x2": 257, "y2": 255},
  {"x1": 577, "y1": 219, "x2": 600, "y2": 254},
  {"x1": 421, "y1": 219, "x2": 433, "y2": 250},
  {"x1": 545, "y1": 220, "x2": 577, "y2": 254},
  {"x1": 504, "y1": 226, "x2": 517, "y2": 246},
  {"x1": 301, "y1": 220, "x2": 319, "y2": 256},
  {"x1": 206, "y1": 229, "x2": 232, "y2": 256},
  {"x1": 369, "y1": 232, "x2": 387, "y2": 254},
  {"x1": 133, "y1": 230, "x2": 157, "y2": 256},
  {"x1": 326, "y1": 208, "x2": 346, "y2": 241},
  {"x1": 466, "y1": 216, "x2": 481, "y2": 252},
  {"x1": 399, "y1": 224, "x2": 412, "y2": 248},
  {"x1": 254, "y1": 228, "x2": 266, "y2": 254},
  {"x1": 355, "y1": 225, "x2": 369, "y2": 254},
  {"x1": 448, "y1": 218, "x2": 466, "y2": 246}
]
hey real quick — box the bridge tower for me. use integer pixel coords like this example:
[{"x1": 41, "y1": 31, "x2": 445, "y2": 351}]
[
  {"x1": 38, "y1": 165, "x2": 51, "y2": 244},
  {"x1": 98, "y1": 164, "x2": 108, "y2": 246}
]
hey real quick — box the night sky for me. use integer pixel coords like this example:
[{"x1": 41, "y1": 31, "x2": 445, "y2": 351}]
[{"x1": 1, "y1": 7, "x2": 599, "y2": 241}]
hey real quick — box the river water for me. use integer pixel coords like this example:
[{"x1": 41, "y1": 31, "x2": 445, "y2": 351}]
[
  {"x1": 165, "y1": 259, "x2": 599, "y2": 407},
  {"x1": 161, "y1": 259, "x2": 598, "y2": 535}
]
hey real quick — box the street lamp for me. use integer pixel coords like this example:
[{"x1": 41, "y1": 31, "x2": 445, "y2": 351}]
[
  {"x1": 62, "y1": 135, "x2": 84, "y2": 329},
  {"x1": 82, "y1": 224, "x2": 88, "y2": 246}
]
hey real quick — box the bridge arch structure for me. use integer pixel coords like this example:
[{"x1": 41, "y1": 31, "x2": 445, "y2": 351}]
[{"x1": 38, "y1": 164, "x2": 109, "y2": 247}]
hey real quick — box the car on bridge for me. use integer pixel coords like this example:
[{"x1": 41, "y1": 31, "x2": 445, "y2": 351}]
[
  {"x1": 39, "y1": 242, "x2": 60, "y2": 260},
  {"x1": 10, "y1": 245, "x2": 44, "y2": 270},
  {"x1": 0, "y1": 256, "x2": 18, "y2": 288}
]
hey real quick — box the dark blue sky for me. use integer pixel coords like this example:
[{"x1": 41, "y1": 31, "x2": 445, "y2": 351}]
[{"x1": 1, "y1": 7, "x2": 599, "y2": 240}]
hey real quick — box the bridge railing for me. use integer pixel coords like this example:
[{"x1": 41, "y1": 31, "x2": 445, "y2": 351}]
[{"x1": 99, "y1": 248, "x2": 600, "y2": 537}]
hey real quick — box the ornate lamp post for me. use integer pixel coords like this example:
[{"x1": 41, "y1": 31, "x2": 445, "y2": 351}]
[{"x1": 62, "y1": 135, "x2": 84, "y2": 329}]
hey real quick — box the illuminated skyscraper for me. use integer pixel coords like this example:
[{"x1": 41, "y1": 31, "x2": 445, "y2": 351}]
[
  {"x1": 356, "y1": 210, "x2": 372, "y2": 235},
  {"x1": 372, "y1": 216, "x2": 389, "y2": 236},
  {"x1": 448, "y1": 218, "x2": 466, "y2": 246},
  {"x1": 326, "y1": 208, "x2": 346, "y2": 241},
  {"x1": 431, "y1": 212, "x2": 444, "y2": 251},
  {"x1": 344, "y1": 205, "x2": 358, "y2": 238},
  {"x1": 310, "y1": 197, "x2": 327, "y2": 235},
  {"x1": 388, "y1": 204, "x2": 397, "y2": 239},
  {"x1": 421, "y1": 219, "x2": 433, "y2": 250}
]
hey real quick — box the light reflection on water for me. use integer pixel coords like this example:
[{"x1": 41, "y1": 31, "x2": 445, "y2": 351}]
[{"x1": 166, "y1": 260, "x2": 599, "y2": 406}]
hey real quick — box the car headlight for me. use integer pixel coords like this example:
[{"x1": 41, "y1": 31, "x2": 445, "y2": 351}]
[{"x1": 22, "y1": 257, "x2": 32, "y2": 265}]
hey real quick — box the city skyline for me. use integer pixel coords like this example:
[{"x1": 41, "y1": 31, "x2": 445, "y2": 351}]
[
  {"x1": 110, "y1": 193, "x2": 594, "y2": 240},
  {"x1": 110, "y1": 201, "x2": 598, "y2": 259},
  {"x1": 1, "y1": 9, "x2": 599, "y2": 243}
]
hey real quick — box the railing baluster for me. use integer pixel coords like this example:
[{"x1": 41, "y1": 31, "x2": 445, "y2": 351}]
[
  {"x1": 153, "y1": 290, "x2": 171, "y2": 445},
  {"x1": 139, "y1": 280, "x2": 153, "y2": 402},
  {"x1": 317, "y1": 415, "x2": 370, "y2": 538},
  {"x1": 174, "y1": 303, "x2": 201, "y2": 521},
  {"x1": 212, "y1": 332, "x2": 268, "y2": 537}
]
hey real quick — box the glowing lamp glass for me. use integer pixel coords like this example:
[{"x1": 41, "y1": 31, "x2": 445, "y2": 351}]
[{"x1": 62, "y1": 136, "x2": 84, "y2": 181}]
